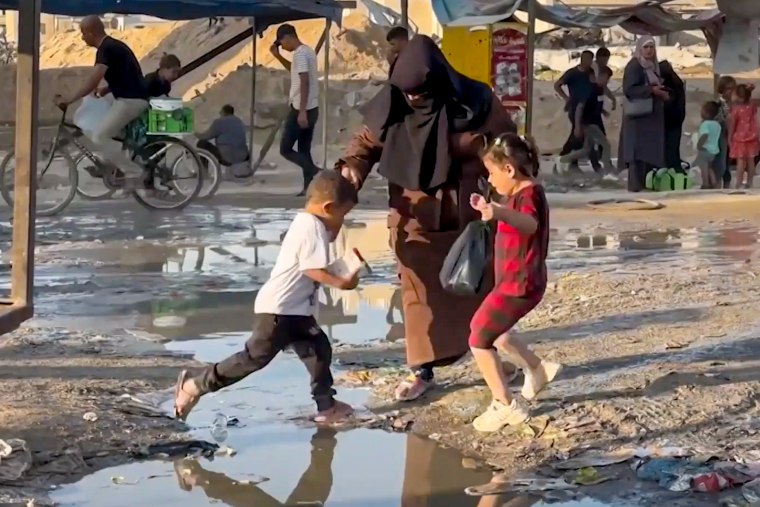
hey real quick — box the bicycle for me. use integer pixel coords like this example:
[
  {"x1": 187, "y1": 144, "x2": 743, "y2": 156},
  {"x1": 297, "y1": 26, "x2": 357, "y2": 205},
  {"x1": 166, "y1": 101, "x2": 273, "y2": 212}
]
[
  {"x1": 76, "y1": 146, "x2": 221, "y2": 202},
  {"x1": 0, "y1": 100, "x2": 204, "y2": 216}
]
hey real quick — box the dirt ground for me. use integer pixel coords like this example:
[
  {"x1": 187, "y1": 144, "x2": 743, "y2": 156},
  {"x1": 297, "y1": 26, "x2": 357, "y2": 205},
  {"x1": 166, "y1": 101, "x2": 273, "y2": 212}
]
[
  {"x1": 337, "y1": 196, "x2": 760, "y2": 505},
  {"x1": 0, "y1": 327, "x2": 203, "y2": 494},
  {"x1": 2, "y1": 192, "x2": 760, "y2": 505}
]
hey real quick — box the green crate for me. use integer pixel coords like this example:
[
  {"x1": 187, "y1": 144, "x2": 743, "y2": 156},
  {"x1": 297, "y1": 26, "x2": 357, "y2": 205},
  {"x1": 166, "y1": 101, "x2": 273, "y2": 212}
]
[{"x1": 147, "y1": 107, "x2": 194, "y2": 135}]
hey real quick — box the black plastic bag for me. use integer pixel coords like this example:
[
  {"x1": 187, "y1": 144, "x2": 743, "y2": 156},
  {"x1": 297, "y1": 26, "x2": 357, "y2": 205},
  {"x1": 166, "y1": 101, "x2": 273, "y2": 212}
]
[{"x1": 439, "y1": 220, "x2": 492, "y2": 296}]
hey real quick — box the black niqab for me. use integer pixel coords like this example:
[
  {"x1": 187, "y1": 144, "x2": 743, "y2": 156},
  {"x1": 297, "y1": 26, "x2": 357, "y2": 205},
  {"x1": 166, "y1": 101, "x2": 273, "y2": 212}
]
[{"x1": 361, "y1": 35, "x2": 493, "y2": 192}]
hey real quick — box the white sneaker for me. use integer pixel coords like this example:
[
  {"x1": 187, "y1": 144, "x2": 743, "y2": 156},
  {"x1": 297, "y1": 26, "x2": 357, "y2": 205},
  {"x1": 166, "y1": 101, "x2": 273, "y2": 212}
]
[
  {"x1": 522, "y1": 360, "x2": 562, "y2": 400},
  {"x1": 472, "y1": 399, "x2": 530, "y2": 433}
]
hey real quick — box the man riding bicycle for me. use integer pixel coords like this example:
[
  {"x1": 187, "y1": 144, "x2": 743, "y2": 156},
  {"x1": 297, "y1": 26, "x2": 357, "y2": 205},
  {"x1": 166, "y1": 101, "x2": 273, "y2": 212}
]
[{"x1": 54, "y1": 16, "x2": 148, "y2": 189}]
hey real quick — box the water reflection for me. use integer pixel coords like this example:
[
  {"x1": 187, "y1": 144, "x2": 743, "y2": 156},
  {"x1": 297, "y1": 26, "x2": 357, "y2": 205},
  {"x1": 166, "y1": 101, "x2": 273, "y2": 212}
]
[{"x1": 553, "y1": 226, "x2": 760, "y2": 270}]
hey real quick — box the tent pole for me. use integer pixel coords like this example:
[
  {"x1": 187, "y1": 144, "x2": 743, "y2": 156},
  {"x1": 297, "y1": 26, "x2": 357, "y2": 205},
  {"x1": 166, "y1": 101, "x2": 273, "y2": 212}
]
[
  {"x1": 401, "y1": 0, "x2": 409, "y2": 28},
  {"x1": 525, "y1": 0, "x2": 537, "y2": 136},
  {"x1": 321, "y1": 19, "x2": 330, "y2": 171},
  {"x1": 250, "y1": 17, "x2": 257, "y2": 171},
  {"x1": 11, "y1": 0, "x2": 40, "y2": 311}
]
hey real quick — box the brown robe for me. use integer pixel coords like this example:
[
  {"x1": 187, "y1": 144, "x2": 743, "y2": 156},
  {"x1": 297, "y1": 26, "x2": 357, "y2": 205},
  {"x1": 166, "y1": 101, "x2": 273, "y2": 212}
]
[{"x1": 337, "y1": 95, "x2": 516, "y2": 367}]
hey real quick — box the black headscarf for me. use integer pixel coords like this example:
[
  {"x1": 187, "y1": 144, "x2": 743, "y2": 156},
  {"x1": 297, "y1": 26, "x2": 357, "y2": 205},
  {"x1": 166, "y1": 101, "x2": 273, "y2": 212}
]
[{"x1": 361, "y1": 35, "x2": 493, "y2": 192}]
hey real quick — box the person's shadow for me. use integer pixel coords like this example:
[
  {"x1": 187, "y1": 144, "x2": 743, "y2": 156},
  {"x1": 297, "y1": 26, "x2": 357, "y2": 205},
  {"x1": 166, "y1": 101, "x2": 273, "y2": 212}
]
[{"x1": 173, "y1": 427, "x2": 337, "y2": 506}]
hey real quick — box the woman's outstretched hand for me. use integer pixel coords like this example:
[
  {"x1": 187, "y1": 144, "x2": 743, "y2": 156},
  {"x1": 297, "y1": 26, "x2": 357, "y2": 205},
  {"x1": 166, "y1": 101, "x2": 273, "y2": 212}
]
[
  {"x1": 470, "y1": 193, "x2": 494, "y2": 221},
  {"x1": 340, "y1": 164, "x2": 362, "y2": 189}
]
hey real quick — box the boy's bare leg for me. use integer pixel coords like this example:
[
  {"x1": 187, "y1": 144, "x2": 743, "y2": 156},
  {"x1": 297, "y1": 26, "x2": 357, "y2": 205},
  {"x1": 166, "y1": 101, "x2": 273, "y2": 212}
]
[{"x1": 586, "y1": 125, "x2": 615, "y2": 174}]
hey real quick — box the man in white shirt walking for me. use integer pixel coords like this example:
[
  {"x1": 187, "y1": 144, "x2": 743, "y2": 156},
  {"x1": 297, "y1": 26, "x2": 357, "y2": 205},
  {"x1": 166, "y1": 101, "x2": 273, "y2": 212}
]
[{"x1": 271, "y1": 24, "x2": 321, "y2": 196}]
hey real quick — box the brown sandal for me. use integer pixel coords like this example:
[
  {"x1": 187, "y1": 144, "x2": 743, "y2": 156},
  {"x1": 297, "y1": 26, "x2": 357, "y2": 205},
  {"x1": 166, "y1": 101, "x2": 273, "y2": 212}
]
[{"x1": 173, "y1": 370, "x2": 200, "y2": 421}]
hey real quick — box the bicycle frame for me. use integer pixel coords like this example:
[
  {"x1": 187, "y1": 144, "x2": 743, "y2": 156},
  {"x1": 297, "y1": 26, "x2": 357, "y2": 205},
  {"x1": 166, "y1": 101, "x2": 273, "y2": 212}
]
[{"x1": 46, "y1": 110, "x2": 176, "y2": 181}]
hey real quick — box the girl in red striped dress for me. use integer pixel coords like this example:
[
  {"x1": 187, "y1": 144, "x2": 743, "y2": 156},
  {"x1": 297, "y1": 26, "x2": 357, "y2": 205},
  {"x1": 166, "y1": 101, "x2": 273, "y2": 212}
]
[{"x1": 468, "y1": 133, "x2": 562, "y2": 433}]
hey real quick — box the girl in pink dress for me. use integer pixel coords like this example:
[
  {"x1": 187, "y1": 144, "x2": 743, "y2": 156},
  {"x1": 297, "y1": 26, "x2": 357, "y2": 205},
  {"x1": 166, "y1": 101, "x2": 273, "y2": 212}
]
[{"x1": 729, "y1": 84, "x2": 759, "y2": 189}]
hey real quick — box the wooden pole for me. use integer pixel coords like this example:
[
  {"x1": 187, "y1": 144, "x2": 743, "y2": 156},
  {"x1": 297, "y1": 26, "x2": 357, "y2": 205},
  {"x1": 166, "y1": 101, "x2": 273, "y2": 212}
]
[
  {"x1": 249, "y1": 17, "x2": 257, "y2": 171},
  {"x1": 321, "y1": 19, "x2": 330, "y2": 170},
  {"x1": 525, "y1": 0, "x2": 537, "y2": 136},
  {"x1": 11, "y1": 0, "x2": 40, "y2": 310}
]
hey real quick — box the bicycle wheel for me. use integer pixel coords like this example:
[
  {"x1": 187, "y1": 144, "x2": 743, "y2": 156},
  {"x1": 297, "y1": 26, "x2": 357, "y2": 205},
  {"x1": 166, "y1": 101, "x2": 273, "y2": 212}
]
[
  {"x1": 132, "y1": 136, "x2": 203, "y2": 211},
  {"x1": 171, "y1": 148, "x2": 222, "y2": 200},
  {"x1": 74, "y1": 153, "x2": 116, "y2": 201},
  {"x1": 0, "y1": 144, "x2": 78, "y2": 216}
]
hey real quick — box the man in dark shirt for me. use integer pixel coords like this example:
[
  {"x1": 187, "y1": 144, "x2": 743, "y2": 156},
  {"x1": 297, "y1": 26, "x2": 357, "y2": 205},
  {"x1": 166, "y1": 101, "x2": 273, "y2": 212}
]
[
  {"x1": 144, "y1": 54, "x2": 182, "y2": 97},
  {"x1": 553, "y1": 50, "x2": 594, "y2": 172},
  {"x1": 558, "y1": 65, "x2": 615, "y2": 174},
  {"x1": 55, "y1": 16, "x2": 149, "y2": 182}
]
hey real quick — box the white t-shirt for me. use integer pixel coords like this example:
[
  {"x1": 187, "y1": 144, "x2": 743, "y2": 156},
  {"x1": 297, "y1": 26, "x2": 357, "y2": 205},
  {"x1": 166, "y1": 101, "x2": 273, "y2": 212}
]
[
  {"x1": 254, "y1": 212, "x2": 330, "y2": 316},
  {"x1": 289, "y1": 44, "x2": 319, "y2": 111}
]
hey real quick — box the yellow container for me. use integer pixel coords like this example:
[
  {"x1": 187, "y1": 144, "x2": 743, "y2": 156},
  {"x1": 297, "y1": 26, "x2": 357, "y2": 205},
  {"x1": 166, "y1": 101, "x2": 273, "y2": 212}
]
[{"x1": 442, "y1": 21, "x2": 528, "y2": 135}]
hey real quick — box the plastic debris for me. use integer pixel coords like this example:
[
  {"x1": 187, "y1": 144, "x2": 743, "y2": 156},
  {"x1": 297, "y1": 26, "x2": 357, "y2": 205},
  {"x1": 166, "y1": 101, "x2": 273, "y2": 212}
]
[
  {"x1": 742, "y1": 478, "x2": 760, "y2": 503},
  {"x1": 128, "y1": 440, "x2": 219, "y2": 459},
  {"x1": 111, "y1": 475, "x2": 139, "y2": 485},
  {"x1": 0, "y1": 439, "x2": 31, "y2": 482},
  {"x1": 211, "y1": 414, "x2": 229, "y2": 443},
  {"x1": 465, "y1": 476, "x2": 576, "y2": 496},
  {"x1": 83, "y1": 412, "x2": 98, "y2": 422},
  {"x1": 692, "y1": 472, "x2": 734, "y2": 493},
  {"x1": 553, "y1": 449, "x2": 636, "y2": 470},
  {"x1": 573, "y1": 467, "x2": 614, "y2": 485}
]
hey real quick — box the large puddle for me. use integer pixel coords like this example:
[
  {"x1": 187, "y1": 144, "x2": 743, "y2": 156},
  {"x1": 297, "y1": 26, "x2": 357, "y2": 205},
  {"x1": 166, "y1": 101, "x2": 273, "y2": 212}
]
[{"x1": 2, "y1": 206, "x2": 754, "y2": 506}]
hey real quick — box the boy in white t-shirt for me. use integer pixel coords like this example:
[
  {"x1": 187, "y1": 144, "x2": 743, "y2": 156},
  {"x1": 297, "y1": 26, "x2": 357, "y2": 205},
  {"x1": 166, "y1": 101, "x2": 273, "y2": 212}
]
[{"x1": 173, "y1": 171, "x2": 359, "y2": 423}]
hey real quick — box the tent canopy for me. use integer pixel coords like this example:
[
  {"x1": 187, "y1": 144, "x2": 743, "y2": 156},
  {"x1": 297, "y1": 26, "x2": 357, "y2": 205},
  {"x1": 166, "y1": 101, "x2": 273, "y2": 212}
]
[
  {"x1": 0, "y1": 0, "x2": 343, "y2": 27},
  {"x1": 434, "y1": 0, "x2": 723, "y2": 35}
]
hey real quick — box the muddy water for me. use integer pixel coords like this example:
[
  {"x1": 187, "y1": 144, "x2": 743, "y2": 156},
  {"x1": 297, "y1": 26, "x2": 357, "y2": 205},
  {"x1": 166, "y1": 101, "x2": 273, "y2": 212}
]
[{"x1": 6, "y1": 206, "x2": 753, "y2": 506}]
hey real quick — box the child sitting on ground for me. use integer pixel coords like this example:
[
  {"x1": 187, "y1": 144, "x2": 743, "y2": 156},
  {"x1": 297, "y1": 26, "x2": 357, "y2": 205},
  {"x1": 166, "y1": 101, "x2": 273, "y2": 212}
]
[
  {"x1": 695, "y1": 100, "x2": 722, "y2": 189},
  {"x1": 729, "y1": 83, "x2": 759, "y2": 189},
  {"x1": 173, "y1": 171, "x2": 358, "y2": 424},
  {"x1": 468, "y1": 133, "x2": 562, "y2": 433}
]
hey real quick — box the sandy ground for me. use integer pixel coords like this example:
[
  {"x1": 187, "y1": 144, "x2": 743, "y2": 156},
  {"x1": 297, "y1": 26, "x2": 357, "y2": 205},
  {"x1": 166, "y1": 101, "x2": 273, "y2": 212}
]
[{"x1": 1, "y1": 188, "x2": 760, "y2": 505}]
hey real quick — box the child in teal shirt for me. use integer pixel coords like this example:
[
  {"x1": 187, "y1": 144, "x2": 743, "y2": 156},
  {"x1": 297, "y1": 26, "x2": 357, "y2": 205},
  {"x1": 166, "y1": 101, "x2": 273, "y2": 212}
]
[{"x1": 695, "y1": 101, "x2": 722, "y2": 189}]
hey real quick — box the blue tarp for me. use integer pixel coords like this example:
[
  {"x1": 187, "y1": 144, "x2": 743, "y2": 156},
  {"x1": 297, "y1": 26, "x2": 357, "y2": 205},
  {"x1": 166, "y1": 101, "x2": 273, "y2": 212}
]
[{"x1": 0, "y1": 0, "x2": 342, "y2": 27}]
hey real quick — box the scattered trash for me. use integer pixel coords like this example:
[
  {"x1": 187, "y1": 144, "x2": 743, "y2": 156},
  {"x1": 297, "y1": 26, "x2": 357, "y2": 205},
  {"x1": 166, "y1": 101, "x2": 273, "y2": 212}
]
[
  {"x1": 0, "y1": 486, "x2": 54, "y2": 506},
  {"x1": 215, "y1": 445, "x2": 237, "y2": 458},
  {"x1": 553, "y1": 446, "x2": 693, "y2": 471},
  {"x1": 128, "y1": 440, "x2": 219, "y2": 460},
  {"x1": 692, "y1": 472, "x2": 736, "y2": 493},
  {"x1": 465, "y1": 476, "x2": 576, "y2": 496},
  {"x1": 211, "y1": 414, "x2": 229, "y2": 442},
  {"x1": 82, "y1": 412, "x2": 98, "y2": 422},
  {"x1": 0, "y1": 438, "x2": 31, "y2": 482},
  {"x1": 518, "y1": 416, "x2": 549, "y2": 439},
  {"x1": 552, "y1": 449, "x2": 636, "y2": 470},
  {"x1": 636, "y1": 456, "x2": 756, "y2": 493},
  {"x1": 111, "y1": 475, "x2": 139, "y2": 485},
  {"x1": 572, "y1": 467, "x2": 614, "y2": 486},
  {"x1": 742, "y1": 478, "x2": 760, "y2": 503}
]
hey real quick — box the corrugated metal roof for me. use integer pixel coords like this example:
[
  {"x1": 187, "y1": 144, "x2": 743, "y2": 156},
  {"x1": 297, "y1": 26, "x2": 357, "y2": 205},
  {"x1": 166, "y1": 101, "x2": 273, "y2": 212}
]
[
  {"x1": 433, "y1": 0, "x2": 723, "y2": 34},
  {"x1": 0, "y1": 0, "x2": 343, "y2": 27}
]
